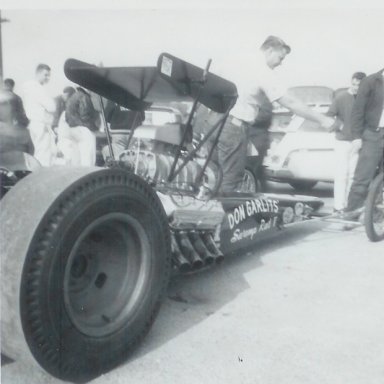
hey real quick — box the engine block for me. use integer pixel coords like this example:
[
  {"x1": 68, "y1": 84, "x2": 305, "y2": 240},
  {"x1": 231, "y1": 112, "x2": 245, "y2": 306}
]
[{"x1": 119, "y1": 149, "x2": 219, "y2": 194}]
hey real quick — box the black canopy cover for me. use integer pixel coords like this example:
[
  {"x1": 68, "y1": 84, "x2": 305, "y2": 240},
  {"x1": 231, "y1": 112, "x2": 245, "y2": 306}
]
[{"x1": 64, "y1": 53, "x2": 238, "y2": 113}]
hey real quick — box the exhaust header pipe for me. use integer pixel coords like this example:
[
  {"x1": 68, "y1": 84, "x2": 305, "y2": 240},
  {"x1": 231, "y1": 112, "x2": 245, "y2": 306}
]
[
  {"x1": 201, "y1": 232, "x2": 224, "y2": 264},
  {"x1": 170, "y1": 230, "x2": 224, "y2": 273},
  {"x1": 188, "y1": 231, "x2": 215, "y2": 265},
  {"x1": 171, "y1": 233, "x2": 191, "y2": 273},
  {"x1": 177, "y1": 231, "x2": 204, "y2": 270}
]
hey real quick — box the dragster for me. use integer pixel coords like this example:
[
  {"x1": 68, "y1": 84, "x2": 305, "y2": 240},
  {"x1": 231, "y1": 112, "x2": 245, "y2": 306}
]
[{"x1": 1, "y1": 53, "x2": 324, "y2": 382}]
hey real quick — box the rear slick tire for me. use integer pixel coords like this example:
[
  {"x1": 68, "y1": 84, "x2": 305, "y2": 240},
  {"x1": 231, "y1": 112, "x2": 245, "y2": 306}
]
[
  {"x1": 0, "y1": 167, "x2": 171, "y2": 382},
  {"x1": 365, "y1": 172, "x2": 384, "y2": 242}
]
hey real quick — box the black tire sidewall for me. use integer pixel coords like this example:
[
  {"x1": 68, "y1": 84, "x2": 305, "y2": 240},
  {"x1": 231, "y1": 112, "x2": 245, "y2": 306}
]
[{"x1": 365, "y1": 173, "x2": 384, "y2": 242}]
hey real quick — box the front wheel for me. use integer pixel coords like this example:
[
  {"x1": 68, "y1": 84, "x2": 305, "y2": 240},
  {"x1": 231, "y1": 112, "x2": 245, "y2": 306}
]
[
  {"x1": 365, "y1": 172, "x2": 384, "y2": 242},
  {"x1": 239, "y1": 167, "x2": 261, "y2": 194},
  {"x1": 1, "y1": 167, "x2": 171, "y2": 382}
]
